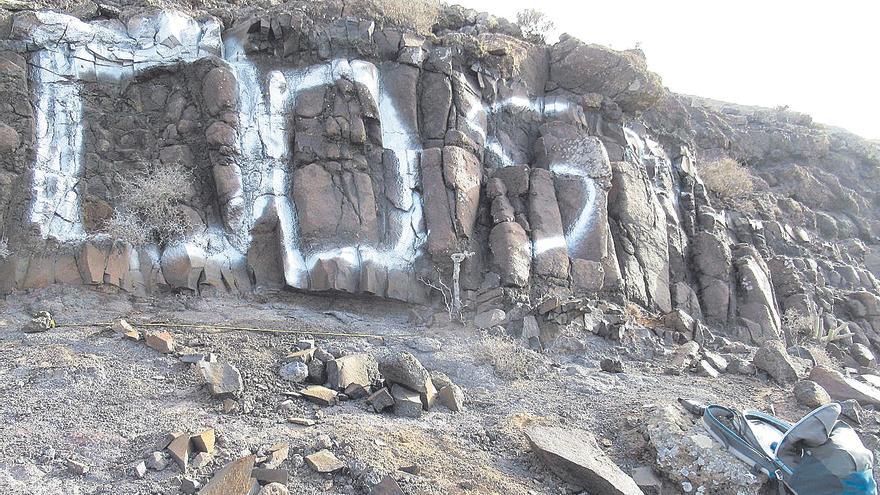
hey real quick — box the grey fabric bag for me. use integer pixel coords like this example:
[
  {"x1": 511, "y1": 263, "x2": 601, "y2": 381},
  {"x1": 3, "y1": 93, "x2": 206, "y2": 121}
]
[{"x1": 702, "y1": 403, "x2": 877, "y2": 495}]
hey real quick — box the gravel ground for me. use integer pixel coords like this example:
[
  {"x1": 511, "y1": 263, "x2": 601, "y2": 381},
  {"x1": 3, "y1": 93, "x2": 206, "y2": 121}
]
[{"x1": 0, "y1": 285, "x2": 831, "y2": 494}]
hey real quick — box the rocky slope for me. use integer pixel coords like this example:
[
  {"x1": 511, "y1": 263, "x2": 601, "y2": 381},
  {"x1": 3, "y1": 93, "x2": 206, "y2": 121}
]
[
  {"x1": 3, "y1": 0, "x2": 879, "y2": 356},
  {"x1": 0, "y1": 285, "x2": 827, "y2": 495}
]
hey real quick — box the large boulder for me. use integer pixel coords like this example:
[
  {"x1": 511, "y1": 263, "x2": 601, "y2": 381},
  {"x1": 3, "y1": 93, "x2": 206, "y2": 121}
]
[
  {"x1": 752, "y1": 340, "x2": 799, "y2": 384},
  {"x1": 851, "y1": 291, "x2": 880, "y2": 317},
  {"x1": 733, "y1": 245, "x2": 782, "y2": 343},
  {"x1": 378, "y1": 351, "x2": 433, "y2": 394},
  {"x1": 793, "y1": 380, "x2": 831, "y2": 408},
  {"x1": 549, "y1": 36, "x2": 664, "y2": 113},
  {"x1": 664, "y1": 309, "x2": 696, "y2": 336},
  {"x1": 809, "y1": 366, "x2": 880, "y2": 406},
  {"x1": 525, "y1": 426, "x2": 644, "y2": 495}
]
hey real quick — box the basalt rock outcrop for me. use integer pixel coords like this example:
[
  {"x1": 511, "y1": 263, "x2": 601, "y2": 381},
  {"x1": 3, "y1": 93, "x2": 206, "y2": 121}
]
[{"x1": 1, "y1": 1, "x2": 879, "y2": 355}]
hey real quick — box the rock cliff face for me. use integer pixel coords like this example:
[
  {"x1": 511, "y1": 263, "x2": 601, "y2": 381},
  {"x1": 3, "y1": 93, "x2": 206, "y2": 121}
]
[{"x1": 1, "y1": 1, "x2": 879, "y2": 352}]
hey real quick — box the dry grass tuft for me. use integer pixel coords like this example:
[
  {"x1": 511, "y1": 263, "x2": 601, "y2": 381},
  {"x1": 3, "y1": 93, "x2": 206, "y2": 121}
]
[
  {"x1": 478, "y1": 332, "x2": 546, "y2": 380},
  {"x1": 625, "y1": 302, "x2": 662, "y2": 328}
]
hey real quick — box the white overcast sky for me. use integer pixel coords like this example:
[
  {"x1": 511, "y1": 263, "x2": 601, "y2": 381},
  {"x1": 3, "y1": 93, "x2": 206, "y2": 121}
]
[{"x1": 454, "y1": 0, "x2": 880, "y2": 139}]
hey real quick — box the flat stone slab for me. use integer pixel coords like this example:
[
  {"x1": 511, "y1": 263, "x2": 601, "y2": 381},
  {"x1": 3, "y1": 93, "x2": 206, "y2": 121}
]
[
  {"x1": 525, "y1": 426, "x2": 644, "y2": 495},
  {"x1": 300, "y1": 385, "x2": 338, "y2": 406},
  {"x1": 199, "y1": 454, "x2": 255, "y2": 495},
  {"x1": 252, "y1": 467, "x2": 288, "y2": 484},
  {"x1": 369, "y1": 475, "x2": 405, "y2": 494},
  {"x1": 305, "y1": 449, "x2": 345, "y2": 473}
]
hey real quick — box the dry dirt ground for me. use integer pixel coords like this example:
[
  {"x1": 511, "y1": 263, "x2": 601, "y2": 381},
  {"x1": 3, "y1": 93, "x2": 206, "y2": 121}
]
[{"x1": 0, "y1": 285, "x2": 806, "y2": 494}]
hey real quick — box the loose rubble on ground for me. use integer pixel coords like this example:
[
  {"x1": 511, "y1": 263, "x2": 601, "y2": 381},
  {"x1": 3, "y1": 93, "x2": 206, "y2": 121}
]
[{"x1": 4, "y1": 286, "x2": 880, "y2": 494}]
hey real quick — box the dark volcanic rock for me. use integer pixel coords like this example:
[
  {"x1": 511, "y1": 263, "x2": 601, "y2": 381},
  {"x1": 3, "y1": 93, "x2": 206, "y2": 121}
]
[
  {"x1": 6, "y1": 2, "x2": 880, "y2": 373},
  {"x1": 378, "y1": 351, "x2": 433, "y2": 394},
  {"x1": 752, "y1": 340, "x2": 799, "y2": 384},
  {"x1": 793, "y1": 380, "x2": 831, "y2": 408},
  {"x1": 810, "y1": 366, "x2": 880, "y2": 407},
  {"x1": 549, "y1": 36, "x2": 664, "y2": 113}
]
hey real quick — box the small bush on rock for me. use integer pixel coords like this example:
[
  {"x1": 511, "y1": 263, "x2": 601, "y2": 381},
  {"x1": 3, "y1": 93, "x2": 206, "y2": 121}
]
[
  {"x1": 516, "y1": 9, "x2": 555, "y2": 44},
  {"x1": 783, "y1": 307, "x2": 814, "y2": 333},
  {"x1": 104, "y1": 162, "x2": 194, "y2": 246},
  {"x1": 0, "y1": 238, "x2": 9, "y2": 259},
  {"x1": 104, "y1": 210, "x2": 151, "y2": 246},
  {"x1": 698, "y1": 158, "x2": 755, "y2": 201}
]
